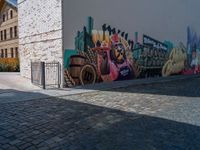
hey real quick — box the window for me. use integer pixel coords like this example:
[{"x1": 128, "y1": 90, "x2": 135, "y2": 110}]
[
  {"x1": 2, "y1": 14, "x2": 5, "y2": 22},
  {"x1": 4, "y1": 29, "x2": 6, "y2": 40},
  {"x1": 1, "y1": 49, "x2": 4, "y2": 58},
  {"x1": 10, "y1": 27, "x2": 13, "y2": 39},
  {"x1": 10, "y1": 10, "x2": 13, "y2": 19},
  {"x1": 14, "y1": 26, "x2": 17, "y2": 37},
  {"x1": 5, "y1": 49, "x2": 7, "y2": 58},
  {"x1": 0, "y1": 31, "x2": 3, "y2": 41},
  {"x1": 11, "y1": 48, "x2": 14, "y2": 58},
  {"x1": 15, "y1": 47, "x2": 18, "y2": 58}
]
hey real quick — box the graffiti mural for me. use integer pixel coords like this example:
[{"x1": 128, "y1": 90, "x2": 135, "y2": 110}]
[
  {"x1": 182, "y1": 26, "x2": 200, "y2": 75},
  {"x1": 187, "y1": 26, "x2": 200, "y2": 54},
  {"x1": 133, "y1": 35, "x2": 169, "y2": 78},
  {"x1": 92, "y1": 33, "x2": 133, "y2": 82},
  {"x1": 63, "y1": 17, "x2": 200, "y2": 87},
  {"x1": 64, "y1": 17, "x2": 137, "y2": 86},
  {"x1": 162, "y1": 43, "x2": 187, "y2": 77}
]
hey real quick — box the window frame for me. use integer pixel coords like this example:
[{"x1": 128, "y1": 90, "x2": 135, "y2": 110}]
[
  {"x1": 14, "y1": 26, "x2": 17, "y2": 38},
  {"x1": 10, "y1": 48, "x2": 14, "y2": 58},
  {"x1": 10, "y1": 27, "x2": 13, "y2": 39},
  {"x1": 10, "y1": 10, "x2": 13, "y2": 19},
  {"x1": 2, "y1": 14, "x2": 5, "y2": 22},
  {"x1": 1, "y1": 49, "x2": 4, "y2": 58},
  {"x1": 5, "y1": 49, "x2": 7, "y2": 58},
  {"x1": 4, "y1": 29, "x2": 6, "y2": 40},
  {"x1": 15, "y1": 47, "x2": 18, "y2": 58},
  {"x1": 0, "y1": 31, "x2": 3, "y2": 41}
]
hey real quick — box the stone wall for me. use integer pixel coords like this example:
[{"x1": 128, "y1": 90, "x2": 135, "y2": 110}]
[{"x1": 18, "y1": 0, "x2": 63, "y2": 84}]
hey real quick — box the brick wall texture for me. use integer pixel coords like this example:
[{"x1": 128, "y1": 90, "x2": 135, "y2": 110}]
[{"x1": 18, "y1": 0, "x2": 63, "y2": 81}]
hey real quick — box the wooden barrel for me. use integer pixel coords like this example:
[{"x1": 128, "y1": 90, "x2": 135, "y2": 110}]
[
  {"x1": 70, "y1": 55, "x2": 86, "y2": 66},
  {"x1": 69, "y1": 64, "x2": 82, "y2": 78},
  {"x1": 69, "y1": 55, "x2": 87, "y2": 85}
]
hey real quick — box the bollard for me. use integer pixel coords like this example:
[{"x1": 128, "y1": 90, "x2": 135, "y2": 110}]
[{"x1": 41, "y1": 62, "x2": 46, "y2": 89}]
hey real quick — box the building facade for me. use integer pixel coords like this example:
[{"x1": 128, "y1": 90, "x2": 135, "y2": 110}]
[
  {"x1": 0, "y1": 0, "x2": 18, "y2": 59},
  {"x1": 18, "y1": 0, "x2": 200, "y2": 87}
]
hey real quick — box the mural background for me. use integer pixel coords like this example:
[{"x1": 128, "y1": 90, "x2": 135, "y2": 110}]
[
  {"x1": 63, "y1": 17, "x2": 189, "y2": 87},
  {"x1": 62, "y1": 0, "x2": 200, "y2": 87},
  {"x1": 63, "y1": 0, "x2": 200, "y2": 50}
]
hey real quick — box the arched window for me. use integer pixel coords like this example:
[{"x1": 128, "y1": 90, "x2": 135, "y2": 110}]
[
  {"x1": 2, "y1": 14, "x2": 5, "y2": 22},
  {"x1": 15, "y1": 47, "x2": 18, "y2": 58},
  {"x1": 4, "y1": 29, "x2": 7, "y2": 40},
  {"x1": 0, "y1": 31, "x2": 3, "y2": 41},
  {"x1": 1, "y1": 49, "x2": 4, "y2": 58},
  {"x1": 10, "y1": 10, "x2": 13, "y2": 19},
  {"x1": 10, "y1": 27, "x2": 13, "y2": 39},
  {"x1": 5, "y1": 49, "x2": 7, "y2": 58},
  {"x1": 14, "y1": 26, "x2": 17, "y2": 37},
  {"x1": 11, "y1": 48, "x2": 14, "y2": 58}
]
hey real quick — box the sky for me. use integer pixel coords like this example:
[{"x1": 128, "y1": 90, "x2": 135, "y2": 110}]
[{"x1": 6, "y1": 0, "x2": 17, "y2": 6}]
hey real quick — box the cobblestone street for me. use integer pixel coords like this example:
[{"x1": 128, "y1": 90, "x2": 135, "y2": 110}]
[{"x1": 0, "y1": 77, "x2": 200, "y2": 150}]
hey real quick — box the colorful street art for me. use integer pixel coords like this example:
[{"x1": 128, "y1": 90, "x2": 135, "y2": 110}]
[
  {"x1": 162, "y1": 43, "x2": 187, "y2": 77},
  {"x1": 183, "y1": 26, "x2": 200, "y2": 75},
  {"x1": 63, "y1": 17, "x2": 200, "y2": 87}
]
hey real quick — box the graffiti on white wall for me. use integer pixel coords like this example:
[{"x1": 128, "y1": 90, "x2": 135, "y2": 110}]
[
  {"x1": 63, "y1": 17, "x2": 200, "y2": 87},
  {"x1": 184, "y1": 26, "x2": 200, "y2": 74}
]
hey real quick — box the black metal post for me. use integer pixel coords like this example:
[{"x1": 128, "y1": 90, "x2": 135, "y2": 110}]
[
  {"x1": 31, "y1": 62, "x2": 33, "y2": 83},
  {"x1": 58, "y1": 63, "x2": 61, "y2": 88},
  {"x1": 41, "y1": 62, "x2": 46, "y2": 89}
]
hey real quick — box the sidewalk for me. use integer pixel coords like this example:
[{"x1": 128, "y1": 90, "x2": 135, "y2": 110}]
[
  {"x1": 0, "y1": 73, "x2": 200, "y2": 103},
  {"x1": 0, "y1": 72, "x2": 40, "y2": 92}
]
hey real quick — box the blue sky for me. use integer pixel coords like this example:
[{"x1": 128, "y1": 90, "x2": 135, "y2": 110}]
[{"x1": 6, "y1": 0, "x2": 17, "y2": 7}]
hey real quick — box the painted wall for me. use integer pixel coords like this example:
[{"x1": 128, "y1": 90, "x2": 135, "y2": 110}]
[
  {"x1": 18, "y1": 0, "x2": 63, "y2": 81},
  {"x1": 18, "y1": 0, "x2": 200, "y2": 87},
  {"x1": 63, "y1": 0, "x2": 200, "y2": 50}
]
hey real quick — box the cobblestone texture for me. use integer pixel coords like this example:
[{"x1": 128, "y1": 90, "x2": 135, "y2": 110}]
[{"x1": 0, "y1": 78, "x2": 200, "y2": 149}]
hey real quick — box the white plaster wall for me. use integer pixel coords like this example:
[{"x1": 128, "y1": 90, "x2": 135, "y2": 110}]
[
  {"x1": 63, "y1": 0, "x2": 200, "y2": 49},
  {"x1": 18, "y1": 0, "x2": 63, "y2": 82}
]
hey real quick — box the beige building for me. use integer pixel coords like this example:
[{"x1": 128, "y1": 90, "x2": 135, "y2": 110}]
[{"x1": 0, "y1": 0, "x2": 18, "y2": 58}]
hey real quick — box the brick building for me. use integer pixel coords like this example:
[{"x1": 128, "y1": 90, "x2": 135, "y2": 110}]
[{"x1": 0, "y1": 0, "x2": 18, "y2": 58}]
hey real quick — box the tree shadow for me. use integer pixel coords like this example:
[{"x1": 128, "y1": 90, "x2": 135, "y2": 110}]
[{"x1": 0, "y1": 90, "x2": 200, "y2": 149}]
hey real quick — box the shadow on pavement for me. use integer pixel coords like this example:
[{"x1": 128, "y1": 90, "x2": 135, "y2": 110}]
[
  {"x1": 74, "y1": 76, "x2": 200, "y2": 98},
  {"x1": 0, "y1": 89, "x2": 49, "y2": 103},
  {"x1": 0, "y1": 89, "x2": 200, "y2": 149}
]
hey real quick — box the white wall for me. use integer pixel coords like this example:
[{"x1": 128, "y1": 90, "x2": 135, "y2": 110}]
[
  {"x1": 63, "y1": 0, "x2": 200, "y2": 49},
  {"x1": 18, "y1": 0, "x2": 63, "y2": 81}
]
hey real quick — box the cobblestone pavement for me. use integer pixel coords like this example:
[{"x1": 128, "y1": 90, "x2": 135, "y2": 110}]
[{"x1": 0, "y1": 78, "x2": 200, "y2": 150}]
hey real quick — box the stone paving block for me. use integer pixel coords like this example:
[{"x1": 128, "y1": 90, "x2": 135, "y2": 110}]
[
  {"x1": 0, "y1": 144, "x2": 10, "y2": 150},
  {"x1": 0, "y1": 78, "x2": 200, "y2": 149},
  {"x1": 37, "y1": 147, "x2": 49, "y2": 150},
  {"x1": 9, "y1": 139, "x2": 21, "y2": 145},
  {"x1": 18, "y1": 142, "x2": 32, "y2": 150},
  {"x1": 25, "y1": 145, "x2": 37, "y2": 150}
]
